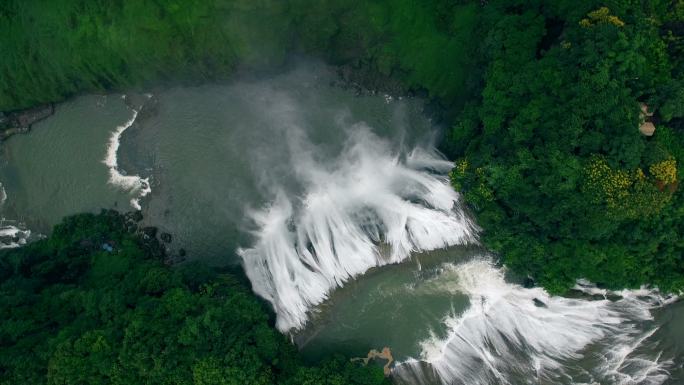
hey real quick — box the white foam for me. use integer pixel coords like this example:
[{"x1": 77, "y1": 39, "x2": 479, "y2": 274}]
[
  {"x1": 0, "y1": 185, "x2": 30, "y2": 249},
  {"x1": 0, "y1": 224, "x2": 30, "y2": 249},
  {"x1": 239, "y1": 126, "x2": 478, "y2": 332},
  {"x1": 395, "y1": 259, "x2": 675, "y2": 385},
  {"x1": 0, "y1": 182, "x2": 6, "y2": 206},
  {"x1": 103, "y1": 98, "x2": 152, "y2": 210}
]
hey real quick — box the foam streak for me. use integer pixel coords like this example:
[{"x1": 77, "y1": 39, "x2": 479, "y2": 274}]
[{"x1": 103, "y1": 98, "x2": 151, "y2": 210}]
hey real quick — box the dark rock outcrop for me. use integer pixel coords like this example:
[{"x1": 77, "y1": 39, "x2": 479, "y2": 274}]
[
  {"x1": 160, "y1": 232, "x2": 172, "y2": 243},
  {"x1": 125, "y1": 211, "x2": 144, "y2": 223},
  {"x1": 123, "y1": 93, "x2": 159, "y2": 123},
  {"x1": 1, "y1": 104, "x2": 54, "y2": 141},
  {"x1": 533, "y1": 298, "x2": 547, "y2": 307},
  {"x1": 141, "y1": 226, "x2": 158, "y2": 239}
]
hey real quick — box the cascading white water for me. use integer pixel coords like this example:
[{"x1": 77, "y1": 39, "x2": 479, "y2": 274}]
[
  {"x1": 0, "y1": 182, "x2": 32, "y2": 249},
  {"x1": 103, "y1": 95, "x2": 151, "y2": 210},
  {"x1": 395, "y1": 259, "x2": 676, "y2": 385},
  {"x1": 0, "y1": 223, "x2": 30, "y2": 249},
  {"x1": 238, "y1": 126, "x2": 478, "y2": 332}
]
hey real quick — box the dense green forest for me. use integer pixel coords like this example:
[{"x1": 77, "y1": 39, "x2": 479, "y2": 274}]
[
  {"x1": 0, "y1": 0, "x2": 482, "y2": 111},
  {"x1": 0, "y1": 211, "x2": 388, "y2": 385},
  {"x1": 447, "y1": 1, "x2": 684, "y2": 292},
  {"x1": 1, "y1": 0, "x2": 683, "y2": 292}
]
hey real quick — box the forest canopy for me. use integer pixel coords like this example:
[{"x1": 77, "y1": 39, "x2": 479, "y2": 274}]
[
  {"x1": 0, "y1": 211, "x2": 388, "y2": 385},
  {"x1": 447, "y1": 1, "x2": 684, "y2": 293}
]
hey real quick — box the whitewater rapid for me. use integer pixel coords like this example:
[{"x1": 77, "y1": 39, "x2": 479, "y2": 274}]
[
  {"x1": 394, "y1": 259, "x2": 676, "y2": 385},
  {"x1": 0, "y1": 182, "x2": 32, "y2": 249},
  {"x1": 239, "y1": 126, "x2": 478, "y2": 331},
  {"x1": 103, "y1": 95, "x2": 151, "y2": 210},
  {"x1": 0, "y1": 223, "x2": 30, "y2": 249}
]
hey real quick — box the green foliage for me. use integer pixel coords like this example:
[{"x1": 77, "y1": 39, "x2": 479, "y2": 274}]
[
  {"x1": 582, "y1": 156, "x2": 673, "y2": 220},
  {"x1": 447, "y1": 1, "x2": 684, "y2": 293},
  {"x1": 0, "y1": 211, "x2": 388, "y2": 385},
  {"x1": 0, "y1": 0, "x2": 482, "y2": 112}
]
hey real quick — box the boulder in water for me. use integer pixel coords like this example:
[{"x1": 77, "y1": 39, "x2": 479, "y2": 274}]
[
  {"x1": 533, "y1": 298, "x2": 547, "y2": 307},
  {"x1": 523, "y1": 277, "x2": 535, "y2": 288},
  {"x1": 141, "y1": 226, "x2": 157, "y2": 239},
  {"x1": 160, "y1": 232, "x2": 172, "y2": 243},
  {"x1": 125, "y1": 211, "x2": 143, "y2": 223}
]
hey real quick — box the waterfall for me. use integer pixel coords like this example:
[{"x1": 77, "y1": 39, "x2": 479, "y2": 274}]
[
  {"x1": 239, "y1": 126, "x2": 478, "y2": 331},
  {"x1": 395, "y1": 259, "x2": 675, "y2": 385}
]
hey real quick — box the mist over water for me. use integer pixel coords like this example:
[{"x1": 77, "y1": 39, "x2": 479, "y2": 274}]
[
  {"x1": 0, "y1": 63, "x2": 681, "y2": 384},
  {"x1": 119, "y1": 64, "x2": 443, "y2": 262},
  {"x1": 239, "y1": 125, "x2": 477, "y2": 331}
]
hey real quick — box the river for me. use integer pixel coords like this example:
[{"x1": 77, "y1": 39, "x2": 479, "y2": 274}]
[{"x1": 0, "y1": 64, "x2": 681, "y2": 384}]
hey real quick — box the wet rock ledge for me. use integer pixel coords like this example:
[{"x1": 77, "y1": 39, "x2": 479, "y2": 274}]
[{"x1": 0, "y1": 104, "x2": 54, "y2": 141}]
